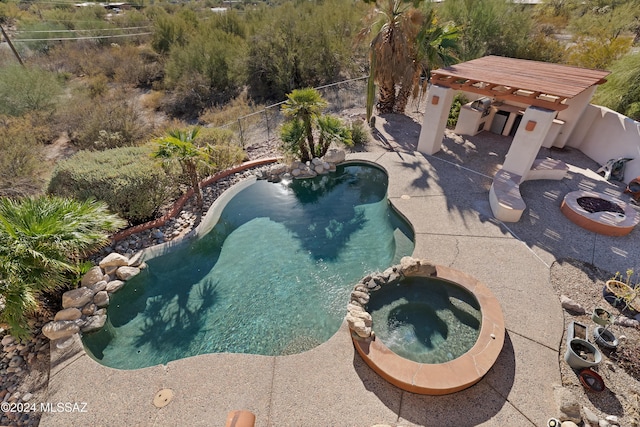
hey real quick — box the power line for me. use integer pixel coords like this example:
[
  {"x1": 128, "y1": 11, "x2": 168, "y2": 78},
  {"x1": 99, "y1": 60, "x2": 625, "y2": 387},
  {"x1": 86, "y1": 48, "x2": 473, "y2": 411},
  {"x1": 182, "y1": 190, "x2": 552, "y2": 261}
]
[
  {"x1": 16, "y1": 25, "x2": 152, "y2": 33},
  {"x1": 13, "y1": 31, "x2": 152, "y2": 41}
]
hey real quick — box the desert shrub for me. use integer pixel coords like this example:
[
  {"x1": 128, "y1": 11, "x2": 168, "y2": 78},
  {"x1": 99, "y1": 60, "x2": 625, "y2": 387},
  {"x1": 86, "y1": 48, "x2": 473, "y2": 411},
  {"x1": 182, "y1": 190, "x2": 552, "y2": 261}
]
[
  {"x1": 245, "y1": 0, "x2": 365, "y2": 101},
  {"x1": 349, "y1": 119, "x2": 370, "y2": 146},
  {"x1": 198, "y1": 90, "x2": 259, "y2": 126},
  {"x1": 48, "y1": 146, "x2": 175, "y2": 224},
  {"x1": 0, "y1": 64, "x2": 62, "y2": 116},
  {"x1": 0, "y1": 115, "x2": 47, "y2": 197},
  {"x1": 163, "y1": 26, "x2": 246, "y2": 117},
  {"x1": 87, "y1": 74, "x2": 109, "y2": 98},
  {"x1": 197, "y1": 128, "x2": 246, "y2": 171},
  {"x1": 57, "y1": 90, "x2": 150, "y2": 150},
  {"x1": 447, "y1": 93, "x2": 468, "y2": 128},
  {"x1": 593, "y1": 52, "x2": 640, "y2": 121}
]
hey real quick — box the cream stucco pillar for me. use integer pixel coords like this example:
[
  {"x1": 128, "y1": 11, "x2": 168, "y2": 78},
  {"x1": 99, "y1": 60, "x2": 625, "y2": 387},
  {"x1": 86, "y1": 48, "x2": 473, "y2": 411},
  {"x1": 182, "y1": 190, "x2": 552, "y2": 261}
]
[
  {"x1": 417, "y1": 85, "x2": 455, "y2": 155},
  {"x1": 553, "y1": 85, "x2": 598, "y2": 148},
  {"x1": 501, "y1": 106, "x2": 556, "y2": 177}
]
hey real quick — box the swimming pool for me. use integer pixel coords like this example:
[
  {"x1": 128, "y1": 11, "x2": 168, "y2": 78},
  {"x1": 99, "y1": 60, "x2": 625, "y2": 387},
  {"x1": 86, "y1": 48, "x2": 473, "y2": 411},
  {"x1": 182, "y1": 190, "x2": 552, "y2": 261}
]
[{"x1": 83, "y1": 163, "x2": 414, "y2": 369}]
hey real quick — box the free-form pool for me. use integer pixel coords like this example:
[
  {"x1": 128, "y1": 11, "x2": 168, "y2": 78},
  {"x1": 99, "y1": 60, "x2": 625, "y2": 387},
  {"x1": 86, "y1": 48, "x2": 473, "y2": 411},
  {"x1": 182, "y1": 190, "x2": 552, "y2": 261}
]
[{"x1": 83, "y1": 163, "x2": 414, "y2": 369}]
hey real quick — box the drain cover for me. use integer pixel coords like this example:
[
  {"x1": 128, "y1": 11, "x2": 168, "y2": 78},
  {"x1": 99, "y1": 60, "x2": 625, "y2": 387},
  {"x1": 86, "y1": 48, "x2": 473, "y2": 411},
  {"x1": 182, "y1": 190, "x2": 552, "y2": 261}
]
[{"x1": 153, "y1": 389, "x2": 174, "y2": 408}]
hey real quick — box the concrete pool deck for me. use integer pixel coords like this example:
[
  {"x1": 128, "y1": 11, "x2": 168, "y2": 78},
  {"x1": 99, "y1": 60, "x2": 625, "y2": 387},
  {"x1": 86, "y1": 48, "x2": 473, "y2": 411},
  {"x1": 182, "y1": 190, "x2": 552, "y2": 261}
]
[{"x1": 41, "y1": 119, "x2": 640, "y2": 427}]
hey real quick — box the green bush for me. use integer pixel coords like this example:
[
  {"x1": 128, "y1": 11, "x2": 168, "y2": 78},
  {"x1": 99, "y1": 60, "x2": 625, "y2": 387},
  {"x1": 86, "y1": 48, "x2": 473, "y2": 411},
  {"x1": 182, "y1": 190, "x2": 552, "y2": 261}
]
[
  {"x1": 47, "y1": 146, "x2": 175, "y2": 225},
  {"x1": 447, "y1": 93, "x2": 468, "y2": 128},
  {"x1": 0, "y1": 65, "x2": 62, "y2": 116},
  {"x1": 0, "y1": 115, "x2": 47, "y2": 197}
]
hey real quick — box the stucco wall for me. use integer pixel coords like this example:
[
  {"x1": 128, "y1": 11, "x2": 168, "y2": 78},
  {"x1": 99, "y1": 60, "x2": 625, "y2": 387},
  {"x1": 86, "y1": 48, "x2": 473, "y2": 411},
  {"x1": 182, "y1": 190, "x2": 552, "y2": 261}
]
[{"x1": 566, "y1": 104, "x2": 640, "y2": 183}]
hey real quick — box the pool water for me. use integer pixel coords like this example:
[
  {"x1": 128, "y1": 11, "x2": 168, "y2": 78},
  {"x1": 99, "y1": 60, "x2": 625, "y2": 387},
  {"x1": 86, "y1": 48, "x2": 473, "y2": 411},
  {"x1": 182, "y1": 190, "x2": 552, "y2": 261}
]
[
  {"x1": 83, "y1": 164, "x2": 414, "y2": 369},
  {"x1": 367, "y1": 277, "x2": 481, "y2": 364}
]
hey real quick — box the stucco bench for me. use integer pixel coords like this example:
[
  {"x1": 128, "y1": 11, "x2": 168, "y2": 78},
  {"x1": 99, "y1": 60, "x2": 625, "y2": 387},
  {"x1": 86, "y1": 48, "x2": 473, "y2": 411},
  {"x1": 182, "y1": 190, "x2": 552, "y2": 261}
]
[
  {"x1": 490, "y1": 157, "x2": 568, "y2": 222},
  {"x1": 490, "y1": 170, "x2": 526, "y2": 222},
  {"x1": 525, "y1": 157, "x2": 569, "y2": 181}
]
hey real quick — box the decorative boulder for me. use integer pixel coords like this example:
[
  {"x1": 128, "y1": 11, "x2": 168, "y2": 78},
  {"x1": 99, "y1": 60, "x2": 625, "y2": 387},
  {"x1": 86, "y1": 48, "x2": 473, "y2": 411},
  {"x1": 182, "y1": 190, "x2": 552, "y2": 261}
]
[
  {"x1": 116, "y1": 266, "x2": 141, "y2": 280},
  {"x1": 400, "y1": 256, "x2": 436, "y2": 277},
  {"x1": 106, "y1": 280, "x2": 125, "y2": 293},
  {"x1": 62, "y1": 287, "x2": 95, "y2": 309},
  {"x1": 127, "y1": 251, "x2": 144, "y2": 267},
  {"x1": 81, "y1": 314, "x2": 107, "y2": 333},
  {"x1": 42, "y1": 321, "x2": 80, "y2": 341},
  {"x1": 323, "y1": 148, "x2": 346, "y2": 164},
  {"x1": 346, "y1": 312, "x2": 372, "y2": 339},
  {"x1": 554, "y1": 385, "x2": 581, "y2": 424},
  {"x1": 560, "y1": 295, "x2": 586, "y2": 315},
  {"x1": 99, "y1": 252, "x2": 129, "y2": 269},
  {"x1": 81, "y1": 303, "x2": 97, "y2": 316},
  {"x1": 93, "y1": 291, "x2": 110, "y2": 308},
  {"x1": 80, "y1": 266, "x2": 104, "y2": 288},
  {"x1": 87, "y1": 280, "x2": 107, "y2": 293},
  {"x1": 54, "y1": 308, "x2": 82, "y2": 322}
]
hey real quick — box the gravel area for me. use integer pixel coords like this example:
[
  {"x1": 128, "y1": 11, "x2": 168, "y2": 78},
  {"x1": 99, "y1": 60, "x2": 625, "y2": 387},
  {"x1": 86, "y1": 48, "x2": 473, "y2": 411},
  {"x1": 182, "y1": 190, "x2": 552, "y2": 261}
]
[{"x1": 551, "y1": 259, "x2": 640, "y2": 426}]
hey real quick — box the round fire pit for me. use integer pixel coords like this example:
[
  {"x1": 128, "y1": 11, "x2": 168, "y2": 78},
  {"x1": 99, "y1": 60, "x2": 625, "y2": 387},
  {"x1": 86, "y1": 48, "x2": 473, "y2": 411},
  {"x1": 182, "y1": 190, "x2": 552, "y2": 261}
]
[{"x1": 561, "y1": 190, "x2": 640, "y2": 236}]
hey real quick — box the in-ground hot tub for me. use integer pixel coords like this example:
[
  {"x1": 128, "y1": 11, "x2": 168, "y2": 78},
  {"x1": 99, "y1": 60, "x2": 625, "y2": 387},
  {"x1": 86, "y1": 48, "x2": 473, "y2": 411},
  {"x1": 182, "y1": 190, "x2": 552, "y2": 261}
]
[{"x1": 346, "y1": 257, "x2": 505, "y2": 395}]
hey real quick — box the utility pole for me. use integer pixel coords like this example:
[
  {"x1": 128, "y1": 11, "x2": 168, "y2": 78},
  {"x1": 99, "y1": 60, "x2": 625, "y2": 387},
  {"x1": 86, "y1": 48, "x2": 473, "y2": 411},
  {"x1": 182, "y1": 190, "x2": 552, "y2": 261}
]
[{"x1": 0, "y1": 23, "x2": 25, "y2": 67}]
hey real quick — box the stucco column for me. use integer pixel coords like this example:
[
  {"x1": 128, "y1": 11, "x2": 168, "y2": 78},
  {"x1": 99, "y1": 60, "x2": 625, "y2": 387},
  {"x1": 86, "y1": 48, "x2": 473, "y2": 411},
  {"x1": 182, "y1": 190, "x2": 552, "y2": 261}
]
[
  {"x1": 417, "y1": 85, "x2": 455, "y2": 155},
  {"x1": 554, "y1": 85, "x2": 598, "y2": 148},
  {"x1": 501, "y1": 106, "x2": 556, "y2": 177}
]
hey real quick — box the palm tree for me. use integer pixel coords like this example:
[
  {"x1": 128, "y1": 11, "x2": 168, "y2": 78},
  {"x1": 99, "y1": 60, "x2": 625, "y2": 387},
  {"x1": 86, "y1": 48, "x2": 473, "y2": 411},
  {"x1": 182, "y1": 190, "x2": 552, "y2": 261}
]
[
  {"x1": 362, "y1": 2, "x2": 460, "y2": 118},
  {"x1": 281, "y1": 88, "x2": 328, "y2": 162},
  {"x1": 153, "y1": 127, "x2": 210, "y2": 210},
  {"x1": 394, "y1": 10, "x2": 460, "y2": 113},
  {"x1": 361, "y1": 0, "x2": 423, "y2": 117},
  {"x1": 0, "y1": 196, "x2": 125, "y2": 340}
]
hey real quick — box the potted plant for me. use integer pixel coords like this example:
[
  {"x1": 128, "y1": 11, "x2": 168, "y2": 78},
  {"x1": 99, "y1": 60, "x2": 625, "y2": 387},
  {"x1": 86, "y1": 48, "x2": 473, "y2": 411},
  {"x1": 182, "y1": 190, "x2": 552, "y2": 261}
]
[
  {"x1": 591, "y1": 307, "x2": 619, "y2": 349},
  {"x1": 603, "y1": 269, "x2": 640, "y2": 313}
]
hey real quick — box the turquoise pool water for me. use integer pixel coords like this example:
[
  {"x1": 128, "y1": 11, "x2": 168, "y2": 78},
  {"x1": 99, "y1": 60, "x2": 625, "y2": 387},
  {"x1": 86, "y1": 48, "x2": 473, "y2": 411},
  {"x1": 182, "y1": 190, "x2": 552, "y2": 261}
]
[
  {"x1": 367, "y1": 277, "x2": 481, "y2": 364},
  {"x1": 83, "y1": 163, "x2": 414, "y2": 369}
]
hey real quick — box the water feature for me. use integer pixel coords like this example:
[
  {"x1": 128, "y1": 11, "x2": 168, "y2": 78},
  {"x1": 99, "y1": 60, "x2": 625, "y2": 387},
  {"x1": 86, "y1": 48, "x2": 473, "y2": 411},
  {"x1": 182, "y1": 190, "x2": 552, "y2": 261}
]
[
  {"x1": 83, "y1": 163, "x2": 414, "y2": 369},
  {"x1": 367, "y1": 277, "x2": 481, "y2": 364}
]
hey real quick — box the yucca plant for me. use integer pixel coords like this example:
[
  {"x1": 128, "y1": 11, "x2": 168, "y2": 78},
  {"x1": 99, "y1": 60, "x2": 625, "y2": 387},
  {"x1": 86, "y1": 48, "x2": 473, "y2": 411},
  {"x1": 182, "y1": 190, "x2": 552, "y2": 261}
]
[{"x1": 0, "y1": 196, "x2": 126, "y2": 340}]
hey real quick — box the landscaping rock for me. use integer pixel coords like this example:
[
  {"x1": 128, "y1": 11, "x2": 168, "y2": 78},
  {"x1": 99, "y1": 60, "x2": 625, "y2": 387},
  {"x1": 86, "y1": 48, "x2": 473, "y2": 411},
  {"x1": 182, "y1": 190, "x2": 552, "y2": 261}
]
[
  {"x1": 583, "y1": 406, "x2": 600, "y2": 425},
  {"x1": 560, "y1": 295, "x2": 586, "y2": 314},
  {"x1": 81, "y1": 314, "x2": 107, "y2": 333},
  {"x1": 400, "y1": 256, "x2": 436, "y2": 277},
  {"x1": 561, "y1": 422, "x2": 579, "y2": 427},
  {"x1": 116, "y1": 266, "x2": 141, "y2": 280},
  {"x1": 127, "y1": 251, "x2": 144, "y2": 267},
  {"x1": 323, "y1": 148, "x2": 345, "y2": 164},
  {"x1": 80, "y1": 266, "x2": 104, "y2": 288},
  {"x1": 81, "y1": 303, "x2": 97, "y2": 316},
  {"x1": 555, "y1": 385, "x2": 582, "y2": 424},
  {"x1": 99, "y1": 252, "x2": 129, "y2": 269},
  {"x1": 62, "y1": 287, "x2": 95, "y2": 309},
  {"x1": 42, "y1": 321, "x2": 79, "y2": 340},
  {"x1": 53, "y1": 308, "x2": 82, "y2": 322},
  {"x1": 87, "y1": 280, "x2": 107, "y2": 292},
  {"x1": 93, "y1": 291, "x2": 110, "y2": 308},
  {"x1": 106, "y1": 280, "x2": 125, "y2": 293}
]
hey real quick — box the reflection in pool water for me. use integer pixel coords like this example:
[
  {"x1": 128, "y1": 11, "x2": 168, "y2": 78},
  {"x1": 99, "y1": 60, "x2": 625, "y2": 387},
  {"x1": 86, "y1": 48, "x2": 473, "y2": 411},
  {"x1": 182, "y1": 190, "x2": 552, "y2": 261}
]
[
  {"x1": 83, "y1": 164, "x2": 414, "y2": 369},
  {"x1": 368, "y1": 277, "x2": 481, "y2": 364}
]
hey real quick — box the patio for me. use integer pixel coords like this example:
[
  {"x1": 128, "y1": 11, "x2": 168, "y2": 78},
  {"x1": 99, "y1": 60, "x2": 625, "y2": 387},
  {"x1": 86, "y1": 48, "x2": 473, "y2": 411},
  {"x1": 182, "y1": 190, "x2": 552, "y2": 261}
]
[{"x1": 41, "y1": 115, "x2": 640, "y2": 426}]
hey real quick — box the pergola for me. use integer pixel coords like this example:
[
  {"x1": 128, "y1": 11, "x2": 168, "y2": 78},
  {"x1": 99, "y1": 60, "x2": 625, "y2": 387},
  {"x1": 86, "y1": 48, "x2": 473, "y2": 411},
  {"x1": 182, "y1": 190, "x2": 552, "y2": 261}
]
[{"x1": 417, "y1": 56, "x2": 611, "y2": 222}]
